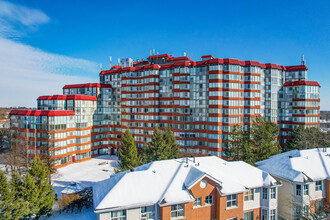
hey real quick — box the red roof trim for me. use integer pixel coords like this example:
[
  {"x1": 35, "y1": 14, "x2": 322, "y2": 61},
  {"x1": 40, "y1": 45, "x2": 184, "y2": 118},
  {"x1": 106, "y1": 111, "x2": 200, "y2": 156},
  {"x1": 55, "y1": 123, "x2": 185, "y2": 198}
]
[
  {"x1": 201, "y1": 55, "x2": 215, "y2": 59},
  {"x1": 37, "y1": 95, "x2": 97, "y2": 101},
  {"x1": 285, "y1": 65, "x2": 308, "y2": 71},
  {"x1": 147, "y1": 54, "x2": 172, "y2": 60},
  {"x1": 284, "y1": 81, "x2": 321, "y2": 87},
  {"x1": 168, "y1": 57, "x2": 195, "y2": 62},
  {"x1": 10, "y1": 110, "x2": 75, "y2": 116},
  {"x1": 62, "y1": 83, "x2": 111, "y2": 89}
]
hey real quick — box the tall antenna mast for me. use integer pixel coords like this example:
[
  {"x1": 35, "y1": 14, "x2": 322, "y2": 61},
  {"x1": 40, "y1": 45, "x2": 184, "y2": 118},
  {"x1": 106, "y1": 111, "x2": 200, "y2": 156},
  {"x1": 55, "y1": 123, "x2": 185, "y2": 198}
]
[
  {"x1": 109, "y1": 56, "x2": 112, "y2": 69},
  {"x1": 118, "y1": 58, "x2": 120, "y2": 65},
  {"x1": 100, "y1": 63, "x2": 103, "y2": 71},
  {"x1": 301, "y1": 55, "x2": 305, "y2": 65}
]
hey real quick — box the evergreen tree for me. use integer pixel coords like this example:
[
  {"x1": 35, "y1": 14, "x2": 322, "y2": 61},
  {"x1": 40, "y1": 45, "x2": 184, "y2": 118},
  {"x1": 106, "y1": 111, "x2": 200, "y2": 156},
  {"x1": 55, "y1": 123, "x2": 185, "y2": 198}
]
[
  {"x1": 286, "y1": 126, "x2": 329, "y2": 151},
  {"x1": 141, "y1": 144, "x2": 153, "y2": 163},
  {"x1": 10, "y1": 171, "x2": 26, "y2": 219},
  {"x1": 22, "y1": 172, "x2": 39, "y2": 218},
  {"x1": 164, "y1": 127, "x2": 179, "y2": 159},
  {"x1": 149, "y1": 127, "x2": 168, "y2": 161},
  {"x1": 251, "y1": 116, "x2": 280, "y2": 161},
  {"x1": 0, "y1": 171, "x2": 13, "y2": 220},
  {"x1": 28, "y1": 156, "x2": 55, "y2": 218},
  {"x1": 119, "y1": 129, "x2": 142, "y2": 171},
  {"x1": 225, "y1": 125, "x2": 254, "y2": 165}
]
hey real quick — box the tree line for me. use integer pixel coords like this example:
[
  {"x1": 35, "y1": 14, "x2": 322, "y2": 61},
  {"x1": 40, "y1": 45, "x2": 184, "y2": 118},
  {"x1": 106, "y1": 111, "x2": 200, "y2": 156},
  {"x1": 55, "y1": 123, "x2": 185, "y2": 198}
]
[
  {"x1": 118, "y1": 126, "x2": 179, "y2": 171},
  {"x1": 0, "y1": 157, "x2": 55, "y2": 219},
  {"x1": 225, "y1": 116, "x2": 329, "y2": 165}
]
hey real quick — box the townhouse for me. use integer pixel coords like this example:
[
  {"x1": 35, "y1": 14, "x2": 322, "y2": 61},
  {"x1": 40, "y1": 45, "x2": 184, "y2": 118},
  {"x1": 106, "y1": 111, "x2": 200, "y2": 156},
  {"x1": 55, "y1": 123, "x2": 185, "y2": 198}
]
[
  {"x1": 93, "y1": 156, "x2": 280, "y2": 220},
  {"x1": 256, "y1": 148, "x2": 330, "y2": 219}
]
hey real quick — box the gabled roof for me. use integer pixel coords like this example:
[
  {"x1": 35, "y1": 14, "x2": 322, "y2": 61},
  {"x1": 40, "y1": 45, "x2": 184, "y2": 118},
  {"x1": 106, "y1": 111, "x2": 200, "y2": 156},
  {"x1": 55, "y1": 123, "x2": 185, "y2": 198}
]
[
  {"x1": 256, "y1": 148, "x2": 330, "y2": 183},
  {"x1": 93, "y1": 156, "x2": 278, "y2": 212}
]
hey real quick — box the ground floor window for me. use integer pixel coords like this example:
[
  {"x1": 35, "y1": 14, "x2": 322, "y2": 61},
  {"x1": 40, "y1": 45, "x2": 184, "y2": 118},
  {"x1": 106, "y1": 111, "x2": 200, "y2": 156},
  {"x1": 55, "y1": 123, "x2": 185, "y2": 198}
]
[
  {"x1": 315, "y1": 200, "x2": 323, "y2": 213},
  {"x1": 110, "y1": 210, "x2": 126, "y2": 220},
  {"x1": 171, "y1": 204, "x2": 184, "y2": 218},
  {"x1": 244, "y1": 211, "x2": 254, "y2": 220},
  {"x1": 270, "y1": 209, "x2": 276, "y2": 220},
  {"x1": 141, "y1": 205, "x2": 155, "y2": 220},
  {"x1": 261, "y1": 209, "x2": 267, "y2": 220}
]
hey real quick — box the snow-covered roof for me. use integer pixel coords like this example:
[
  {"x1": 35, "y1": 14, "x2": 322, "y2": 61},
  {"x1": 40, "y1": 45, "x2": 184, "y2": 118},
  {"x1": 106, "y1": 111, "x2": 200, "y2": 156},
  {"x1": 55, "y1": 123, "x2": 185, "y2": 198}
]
[
  {"x1": 256, "y1": 148, "x2": 330, "y2": 183},
  {"x1": 61, "y1": 182, "x2": 87, "y2": 195},
  {"x1": 93, "y1": 156, "x2": 279, "y2": 212}
]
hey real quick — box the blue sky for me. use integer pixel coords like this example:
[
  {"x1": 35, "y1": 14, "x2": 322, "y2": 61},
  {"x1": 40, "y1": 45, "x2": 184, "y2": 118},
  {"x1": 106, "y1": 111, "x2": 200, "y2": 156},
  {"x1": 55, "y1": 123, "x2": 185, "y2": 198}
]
[{"x1": 0, "y1": 0, "x2": 329, "y2": 109}]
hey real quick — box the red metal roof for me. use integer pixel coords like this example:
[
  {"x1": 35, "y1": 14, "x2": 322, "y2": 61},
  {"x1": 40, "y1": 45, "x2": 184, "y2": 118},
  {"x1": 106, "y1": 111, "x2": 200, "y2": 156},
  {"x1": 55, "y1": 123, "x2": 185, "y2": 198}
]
[
  {"x1": 62, "y1": 83, "x2": 111, "y2": 89},
  {"x1": 10, "y1": 110, "x2": 75, "y2": 116},
  {"x1": 283, "y1": 81, "x2": 321, "y2": 87},
  {"x1": 168, "y1": 57, "x2": 194, "y2": 62},
  {"x1": 37, "y1": 95, "x2": 97, "y2": 101},
  {"x1": 285, "y1": 65, "x2": 308, "y2": 71},
  {"x1": 201, "y1": 55, "x2": 215, "y2": 59},
  {"x1": 147, "y1": 54, "x2": 173, "y2": 60}
]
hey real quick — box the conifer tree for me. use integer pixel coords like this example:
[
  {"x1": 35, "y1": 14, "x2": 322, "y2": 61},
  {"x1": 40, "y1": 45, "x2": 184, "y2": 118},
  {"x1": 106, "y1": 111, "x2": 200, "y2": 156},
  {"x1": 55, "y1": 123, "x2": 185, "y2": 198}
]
[
  {"x1": 141, "y1": 144, "x2": 153, "y2": 163},
  {"x1": 149, "y1": 127, "x2": 168, "y2": 161},
  {"x1": 225, "y1": 125, "x2": 254, "y2": 164},
  {"x1": 0, "y1": 171, "x2": 13, "y2": 220},
  {"x1": 251, "y1": 116, "x2": 280, "y2": 161},
  {"x1": 10, "y1": 171, "x2": 26, "y2": 219},
  {"x1": 119, "y1": 129, "x2": 142, "y2": 171},
  {"x1": 22, "y1": 172, "x2": 39, "y2": 218},
  {"x1": 28, "y1": 156, "x2": 55, "y2": 218},
  {"x1": 164, "y1": 127, "x2": 179, "y2": 159}
]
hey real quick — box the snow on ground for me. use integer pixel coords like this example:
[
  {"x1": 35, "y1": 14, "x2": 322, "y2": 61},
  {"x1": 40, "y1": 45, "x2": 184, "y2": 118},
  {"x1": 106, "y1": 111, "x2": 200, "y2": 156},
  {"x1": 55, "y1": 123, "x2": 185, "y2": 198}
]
[
  {"x1": 52, "y1": 155, "x2": 118, "y2": 197},
  {"x1": 45, "y1": 155, "x2": 118, "y2": 220}
]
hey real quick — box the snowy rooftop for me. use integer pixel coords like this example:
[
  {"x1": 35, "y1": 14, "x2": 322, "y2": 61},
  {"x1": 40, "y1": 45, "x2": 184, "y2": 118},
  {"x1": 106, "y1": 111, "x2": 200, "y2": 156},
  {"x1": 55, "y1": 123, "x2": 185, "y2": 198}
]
[
  {"x1": 256, "y1": 148, "x2": 330, "y2": 183},
  {"x1": 93, "y1": 156, "x2": 279, "y2": 212}
]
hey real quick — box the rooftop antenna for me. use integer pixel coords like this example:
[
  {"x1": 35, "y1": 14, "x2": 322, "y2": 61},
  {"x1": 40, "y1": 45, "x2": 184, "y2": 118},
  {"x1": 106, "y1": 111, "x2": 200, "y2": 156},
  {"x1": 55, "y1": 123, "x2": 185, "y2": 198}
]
[
  {"x1": 153, "y1": 49, "x2": 155, "y2": 56},
  {"x1": 100, "y1": 63, "x2": 103, "y2": 71},
  {"x1": 184, "y1": 51, "x2": 187, "y2": 57},
  {"x1": 301, "y1": 55, "x2": 305, "y2": 65},
  {"x1": 149, "y1": 50, "x2": 152, "y2": 56},
  {"x1": 118, "y1": 58, "x2": 120, "y2": 65},
  {"x1": 109, "y1": 56, "x2": 112, "y2": 69}
]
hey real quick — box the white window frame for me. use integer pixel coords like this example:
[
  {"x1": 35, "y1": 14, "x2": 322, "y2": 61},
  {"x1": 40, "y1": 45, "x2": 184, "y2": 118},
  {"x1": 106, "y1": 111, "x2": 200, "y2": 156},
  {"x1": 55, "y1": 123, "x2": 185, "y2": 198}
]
[
  {"x1": 171, "y1": 204, "x2": 185, "y2": 218},
  {"x1": 315, "y1": 181, "x2": 322, "y2": 191},
  {"x1": 110, "y1": 210, "x2": 126, "y2": 220},
  {"x1": 205, "y1": 195, "x2": 213, "y2": 205},
  {"x1": 244, "y1": 189, "x2": 254, "y2": 201},
  {"x1": 193, "y1": 197, "x2": 202, "y2": 207},
  {"x1": 226, "y1": 194, "x2": 237, "y2": 208}
]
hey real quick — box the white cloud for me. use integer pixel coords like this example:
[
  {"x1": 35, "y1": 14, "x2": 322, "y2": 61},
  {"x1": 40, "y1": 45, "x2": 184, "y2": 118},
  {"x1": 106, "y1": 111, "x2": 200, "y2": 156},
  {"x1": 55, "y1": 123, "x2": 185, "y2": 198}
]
[
  {"x1": 0, "y1": 37, "x2": 98, "y2": 107},
  {"x1": 0, "y1": 0, "x2": 50, "y2": 37},
  {"x1": 0, "y1": 1, "x2": 99, "y2": 107}
]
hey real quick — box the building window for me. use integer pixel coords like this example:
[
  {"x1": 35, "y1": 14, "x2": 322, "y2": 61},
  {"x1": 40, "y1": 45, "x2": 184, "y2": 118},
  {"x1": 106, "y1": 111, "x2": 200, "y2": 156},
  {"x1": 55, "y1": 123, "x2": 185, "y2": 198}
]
[
  {"x1": 303, "y1": 206, "x2": 310, "y2": 216},
  {"x1": 294, "y1": 206, "x2": 302, "y2": 220},
  {"x1": 244, "y1": 211, "x2": 254, "y2": 220},
  {"x1": 315, "y1": 181, "x2": 322, "y2": 191},
  {"x1": 270, "y1": 209, "x2": 276, "y2": 220},
  {"x1": 171, "y1": 204, "x2": 184, "y2": 218},
  {"x1": 141, "y1": 205, "x2": 155, "y2": 220},
  {"x1": 304, "y1": 184, "x2": 309, "y2": 195},
  {"x1": 193, "y1": 197, "x2": 202, "y2": 207},
  {"x1": 110, "y1": 210, "x2": 126, "y2": 220},
  {"x1": 261, "y1": 209, "x2": 267, "y2": 220},
  {"x1": 244, "y1": 189, "x2": 254, "y2": 201},
  {"x1": 270, "y1": 188, "x2": 276, "y2": 199},
  {"x1": 262, "y1": 188, "x2": 268, "y2": 200},
  {"x1": 226, "y1": 194, "x2": 237, "y2": 208},
  {"x1": 205, "y1": 195, "x2": 213, "y2": 205},
  {"x1": 315, "y1": 200, "x2": 323, "y2": 213},
  {"x1": 296, "y1": 184, "x2": 302, "y2": 196}
]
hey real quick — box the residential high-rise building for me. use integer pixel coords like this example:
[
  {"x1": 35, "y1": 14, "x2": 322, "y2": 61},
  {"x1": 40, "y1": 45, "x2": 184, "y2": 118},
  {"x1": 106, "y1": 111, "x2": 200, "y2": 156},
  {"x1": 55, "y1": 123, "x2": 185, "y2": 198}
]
[
  {"x1": 99, "y1": 54, "x2": 320, "y2": 155},
  {"x1": 9, "y1": 53, "x2": 321, "y2": 167}
]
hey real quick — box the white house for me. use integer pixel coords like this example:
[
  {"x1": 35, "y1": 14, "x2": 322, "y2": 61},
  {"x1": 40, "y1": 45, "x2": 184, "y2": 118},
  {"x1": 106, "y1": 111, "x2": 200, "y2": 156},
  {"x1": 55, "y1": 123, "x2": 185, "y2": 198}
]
[
  {"x1": 93, "y1": 156, "x2": 280, "y2": 220},
  {"x1": 256, "y1": 148, "x2": 330, "y2": 220}
]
